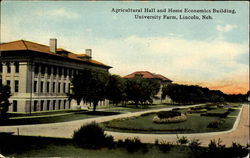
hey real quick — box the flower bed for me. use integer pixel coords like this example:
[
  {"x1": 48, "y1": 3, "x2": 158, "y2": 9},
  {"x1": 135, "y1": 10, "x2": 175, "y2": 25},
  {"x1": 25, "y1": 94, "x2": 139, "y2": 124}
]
[{"x1": 153, "y1": 113, "x2": 187, "y2": 123}]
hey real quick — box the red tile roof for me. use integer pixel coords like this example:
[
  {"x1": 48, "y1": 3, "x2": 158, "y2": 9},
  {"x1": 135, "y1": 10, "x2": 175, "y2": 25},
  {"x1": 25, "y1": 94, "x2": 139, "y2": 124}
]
[
  {"x1": 124, "y1": 71, "x2": 172, "y2": 82},
  {"x1": 0, "y1": 40, "x2": 111, "y2": 68}
]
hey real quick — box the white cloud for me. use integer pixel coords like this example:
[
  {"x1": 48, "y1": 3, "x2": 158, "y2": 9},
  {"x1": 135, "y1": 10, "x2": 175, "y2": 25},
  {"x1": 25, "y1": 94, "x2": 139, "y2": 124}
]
[
  {"x1": 90, "y1": 35, "x2": 248, "y2": 83},
  {"x1": 216, "y1": 24, "x2": 237, "y2": 32},
  {"x1": 37, "y1": 8, "x2": 79, "y2": 19}
]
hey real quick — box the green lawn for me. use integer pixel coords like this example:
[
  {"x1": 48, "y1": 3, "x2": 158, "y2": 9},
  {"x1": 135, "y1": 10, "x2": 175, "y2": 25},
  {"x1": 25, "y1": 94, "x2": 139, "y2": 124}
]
[
  {"x1": 103, "y1": 104, "x2": 177, "y2": 113},
  {"x1": 1, "y1": 104, "x2": 177, "y2": 126},
  {"x1": 0, "y1": 111, "x2": 120, "y2": 126},
  {"x1": 102, "y1": 111, "x2": 238, "y2": 134},
  {"x1": 6, "y1": 109, "x2": 80, "y2": 117}
]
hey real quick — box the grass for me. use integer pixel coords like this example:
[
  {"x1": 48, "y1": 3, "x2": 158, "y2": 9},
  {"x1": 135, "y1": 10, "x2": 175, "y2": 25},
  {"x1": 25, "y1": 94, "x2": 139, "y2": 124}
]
[
  {"x1": 0, "y1": 111, "x2": 120, "y2": 126},
  {"x1": 208, "y1": 108, "x2": 228, "y2": 114},
  {"x1": 0, "y1": 135, "x2": 192, "y2": 158},
  {"x1": 6, "y1": 109, "x2": 80, "y2": 117},
  {"x1": 103, "y1": 104, "x2": 176, "y2": 113},
  {"x1": 1, "y1": 104, "x2": 178, "y2": 126},
  {"x1": 102, "y1": 109, "x2": 238, "y2": 134}
]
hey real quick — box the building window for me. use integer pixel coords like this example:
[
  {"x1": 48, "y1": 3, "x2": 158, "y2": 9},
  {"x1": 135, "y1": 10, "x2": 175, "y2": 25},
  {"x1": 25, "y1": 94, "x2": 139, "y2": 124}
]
[
  {"x1": 68, "y1": 83, "x2": 71, "y2": 93},
  {"x1": 63, "y1": 83, "x2": 66, "y2": 93},
  {"x1": 47, "y1": 82, "x2": 50, "y2": 93},
  {"x1": 34, "y1": 81, "x2": 37, "y2": 92},
  {"x1": 13, "y1": 100, "x2": 17, "y2": 112},
  {"x1": 53, "y1": 82, "x2": 55, "y2": 93},
  {"x1": 7, "y1": 80, "x2": 10, "y2": 86},
  {"x1": 58, "y1": 100, "x2": 61, "y2": 110},
  {"x1": 64, "y1": 100, "x2": 66, "y2": 109},
  {"x1": 15, "y1": 62, "x2": 19, "y2": 73},
  {"x1": 14, "y1": 80, "x2": 19, "y2": 92},
  {"x1": 40, "y1": 81, "x2": 44, "y2": 93},
  {"x1": 40, "y1": 100, "x2": 44, "y2": 111},
  {"x1": 53, "y1": 100, "x2": 56, "y2": 110},
  {"x1": 58, "y1": 83, "x2": 61, "y2": 93},
  {"x1": 7, "y1": 63, "x2": 11, "y2": 73},
  {"x1": 47, "y1": 100, "x2": 50, "y2": 110},
  {"x1": 34, "y1": 101, "x2": 38, "y2": 112}
]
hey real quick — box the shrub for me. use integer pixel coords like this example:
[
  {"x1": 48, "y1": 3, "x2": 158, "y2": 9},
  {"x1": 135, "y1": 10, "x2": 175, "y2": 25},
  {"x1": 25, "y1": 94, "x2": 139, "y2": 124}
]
[
  {"x1": 206, "y1": 139, "x2": 226, "y2": 157},
  {"x1": 73, "y1": 122, "x2": 113, "y2": 149},
  {"x1": 117, "y1": 139, "x2": 124, "y2": 148},
  {"x1": 207, "y1": 119, "x2": 225, "y2": 128},
  {"x1": 157, "y1": 111, "x2": 181, "y2": 119},
  {"x1": 154, "y1": 139, "x2": 159, "y2": 145},
  {"x1": 158, "y1": 140, "x2": 172, "y2": 153},
  {"x1": 177, "y1": 136, "x2": 189, "y2": 145},
  {"x1": 228, "y1": 142, "x2": 249, "y2": 158},
  {"x1": 153, "y1": 113, "x2": 187, "y2": 124},
  {"x1": 123, "y1": 137, "x2": 147, "y2": 153},
  {"x1": 189, "y1": 138, "x2": 201, "y2": 152},
  {"x1": 200, "y1": 111, "x2": 230, "y2": 118},
  {"x1": 105, "y1": 135, "x2": 115, "y2": 149}
]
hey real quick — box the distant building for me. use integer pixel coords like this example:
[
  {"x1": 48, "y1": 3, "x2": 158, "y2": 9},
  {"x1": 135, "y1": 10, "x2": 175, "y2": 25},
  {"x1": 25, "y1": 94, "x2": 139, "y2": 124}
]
[
  {"x1": 0, "y1": 39, "x2": 111, "y2": 113},
  {"x1": 124, "y1": 71, "x2": 172, "y2": 103}
]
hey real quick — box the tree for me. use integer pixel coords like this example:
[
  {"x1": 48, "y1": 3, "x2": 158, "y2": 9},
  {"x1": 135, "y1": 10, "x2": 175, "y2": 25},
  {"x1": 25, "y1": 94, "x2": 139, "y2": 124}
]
[
  {"x1": 106, "y1": 75, "x2": 126, "y2": 106},
  {"x1": 70, "y1": 69, "x2": 109, "y2": 112},
  {"x1": 125, "y1": 78, "x2": 160, "y2": 106},
  {"x1": 162, "y1": 84, "x2": 224, "y2": 104},
  {"x1": 0, "y1": 84, "x2": 11, "y2": 117}
]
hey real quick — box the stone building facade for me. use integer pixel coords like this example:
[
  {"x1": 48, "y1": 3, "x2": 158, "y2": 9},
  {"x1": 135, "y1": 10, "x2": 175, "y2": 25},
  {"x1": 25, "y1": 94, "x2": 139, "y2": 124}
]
[
  {"x1": 124, "y1": 71, "x2": 172, "y2": 103},
  {"x1": 0, "y1": 39, "x2": 111, "y2": 113}
]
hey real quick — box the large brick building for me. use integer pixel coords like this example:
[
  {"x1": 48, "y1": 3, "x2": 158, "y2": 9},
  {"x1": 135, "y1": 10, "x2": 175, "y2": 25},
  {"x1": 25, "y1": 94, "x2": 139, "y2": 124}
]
[
  {"x1": 0, "y1": 39, "x2": 111, "y2": 113},
  {"x1": 124, "y1": 71, "x2": 172, "y2": 102}
]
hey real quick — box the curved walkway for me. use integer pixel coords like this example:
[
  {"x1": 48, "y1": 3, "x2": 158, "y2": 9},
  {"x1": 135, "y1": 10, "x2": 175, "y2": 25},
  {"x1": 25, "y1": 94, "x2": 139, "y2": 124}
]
[
  {"x1": 0, "y1": 104, "x2": 248, "y2": 147},
  {"x1": 107, "y1": 104, "x2": 249, "y2": 147}
]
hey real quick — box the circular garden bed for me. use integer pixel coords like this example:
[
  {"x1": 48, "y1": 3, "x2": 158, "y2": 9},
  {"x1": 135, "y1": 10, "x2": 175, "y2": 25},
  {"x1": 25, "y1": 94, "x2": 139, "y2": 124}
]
[{"x1": 153, "y1": 111, "x2": 187, "y2": 123}]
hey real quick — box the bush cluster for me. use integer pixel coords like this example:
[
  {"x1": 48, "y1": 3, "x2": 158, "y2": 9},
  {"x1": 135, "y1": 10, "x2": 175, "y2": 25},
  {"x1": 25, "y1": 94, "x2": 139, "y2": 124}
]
[
  {"x1": 157, "y1": 111, "x2": 181, "y2": 119},
  {"x1": 73, "y1": 122, "x2": 114, "y2": 149},
  {"x1": 177, "y1": 136, "x2": 189, "y2": 145},
  {"x1": 157, "y1": 140, "x2": 172, "y2": 153},
  {"x1": 207, "y1": 119, "x2": 225, "y2": 128},
  {"x1": 188, "y1": 138, "x2": 202, "y2": 152},
  {"x1": 153, "y1": 113, "x2": 187, "y2": 124},
  {"x1": 200, "y1": 111, "x2": 230, "y2": 118},
  {"x1": 117, "y1": 137, "x2": 148, "y2": 153},
  {"x1": 201, "y1": 139, "x2": 249, "y2": 158}
]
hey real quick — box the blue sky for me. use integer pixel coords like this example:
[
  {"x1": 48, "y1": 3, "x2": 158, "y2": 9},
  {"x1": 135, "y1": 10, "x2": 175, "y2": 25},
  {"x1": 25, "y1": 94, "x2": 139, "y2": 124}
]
[{"x1": 1, "y1": 1, "x2": 249, "y2": 94}]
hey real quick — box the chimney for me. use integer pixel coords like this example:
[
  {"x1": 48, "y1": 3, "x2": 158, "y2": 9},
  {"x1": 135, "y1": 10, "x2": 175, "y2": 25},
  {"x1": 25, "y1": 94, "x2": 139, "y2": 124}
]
[
  {"x1": 85, "y1": 49, "x2": 92, "y2": 58},
  {"x1": 49, "y1": 38, "x2": 57, "y2": 53}
]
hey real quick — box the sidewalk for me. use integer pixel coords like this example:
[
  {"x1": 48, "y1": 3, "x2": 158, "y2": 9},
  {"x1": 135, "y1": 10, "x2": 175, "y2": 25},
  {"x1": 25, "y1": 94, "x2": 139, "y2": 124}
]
[
  {"x1": 107, "y1": 104, "x2": 249, "y2": 147},
  {"x1": 0, "y1": 104, "x2": 248, "y2": 147}
]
